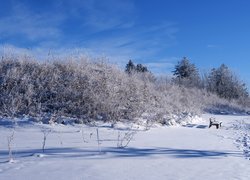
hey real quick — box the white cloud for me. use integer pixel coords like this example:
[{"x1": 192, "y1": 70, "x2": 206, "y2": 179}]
[
  {"x1": 207, "y1": 44, "x2": 218, "y2": 48},
  {"x1": 0, "y1": 43, "x2": 179, "y2": 77},
  {"x1": 74, "y1": 21, "x2": 179, "y2": 64},
  {"x1": 0, "y1": 0, "x2": 180, "y2": 76},
  {"x1": 0, "y1": 44, "x2": 32, "y2": 57},
  {"x1": 0, "y1": 44, "x2": 99, "y2": 63},
  {"x1": 146, "y1": 62, "x2": 175, "y2": 69},
  {"x1": 0, "y1": 2, "x2": 64, "y2": 42},
  {"x1": 64, "y1": 0, "x2": 136, "y2": 32},
  {"x1": 144, "y1": 57, "x2": 179, "y2": 75}
]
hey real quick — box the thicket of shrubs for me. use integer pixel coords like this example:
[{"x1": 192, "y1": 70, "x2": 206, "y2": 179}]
[{"x1": 0, "y1": 54, "x2": 249, "y2": 124}]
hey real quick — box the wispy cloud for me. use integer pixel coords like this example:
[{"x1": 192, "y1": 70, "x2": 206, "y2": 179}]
[
  {"x1": 145, "y1": 57, "x2": 179, "y2": 75},
  {"x1": 76, "y1": 22, "x2": 179, "y2": 66},
  {"x1": 1, "y1": 46, "x2": 179, "y2": 78},
  {"x1": 0, "y1": 2, "x2": 64, "y2": 44},
  {"x1": 0, "y1": 0, "x2": 180, "y2": 74},
  {"x1": 207, "y1": 44, "x2": 218, "y2": 48},
  {"x1": 59, "y1": 0, "x2": 136, "y2": 32},
  {"x1": 146, "y1": 62, "x2": 175, "y2": 69}
]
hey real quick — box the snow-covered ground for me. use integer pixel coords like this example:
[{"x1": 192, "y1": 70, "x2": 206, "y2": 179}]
[{"x1": 0, "y1": 114, "x2": 250, "y2": 180}]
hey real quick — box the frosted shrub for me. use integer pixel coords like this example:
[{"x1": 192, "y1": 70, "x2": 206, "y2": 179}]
[
  {"x1": 117, "y1": 130, "x2": 137, "y2": 148},
  {"x1": 0, "y1": 54, "x2": 249, "y2": 125},
  {"x1": 41, "y1": 128, "x2": 51, "y2": 153}
]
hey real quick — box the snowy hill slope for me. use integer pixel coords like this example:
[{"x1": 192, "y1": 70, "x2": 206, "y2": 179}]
[{"x1": 0, "y1": 114, "x2": 249, "y2": 180}]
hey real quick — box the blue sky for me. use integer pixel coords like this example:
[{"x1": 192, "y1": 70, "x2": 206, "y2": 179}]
[{"x1": 0, "y1": 0, "x2": 250, "y2": 87}]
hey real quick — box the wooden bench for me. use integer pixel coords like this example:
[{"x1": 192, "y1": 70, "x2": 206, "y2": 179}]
[{"x1": 209, "y1": 117, "x2": 222, "y2": 129}]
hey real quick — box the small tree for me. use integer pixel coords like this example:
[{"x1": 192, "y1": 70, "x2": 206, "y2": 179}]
[{"x1": 125, "y1": 60, "x2": 135, "y2": 74}]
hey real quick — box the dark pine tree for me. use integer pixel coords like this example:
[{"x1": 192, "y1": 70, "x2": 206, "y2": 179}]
[
  {"x1": 136, "y1": 64, "x2": 148, "y2": 73},
  {"x1": 125, "y1": 60, "x2": 135, "y2": 74},
  {"x1": 173, "y1": 57, "x2": 201, "y2": 88}
]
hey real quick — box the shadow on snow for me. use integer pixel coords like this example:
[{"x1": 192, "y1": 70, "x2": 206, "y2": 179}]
[
  {"x1": 0, "y1": 146, "x2": 241, "y2": 163},
  {"x1": 182, "y1": 124, "x2": 208, "y2": 129}
]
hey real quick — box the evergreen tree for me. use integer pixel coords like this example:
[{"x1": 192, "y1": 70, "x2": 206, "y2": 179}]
[
  {"x1": 125, "y1": 60, "x2": 149, "y2": 74},
  {"x1": 136, "y1": 64, "x2": 148, "y2": 73},
  {"x1": 125, "y1": 60, "x2": 135, "y2": 74},
  {"x1": 173, "y1": 57, "x2": 200, "y2": 88}
]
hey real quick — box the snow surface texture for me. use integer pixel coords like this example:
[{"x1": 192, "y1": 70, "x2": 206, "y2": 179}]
[
  {"x1": 0, "y1": 114, "x2": 250, "y2": 180},
  {"x1": 231, "y1": 119, "x2": 250, "y2": 160}
]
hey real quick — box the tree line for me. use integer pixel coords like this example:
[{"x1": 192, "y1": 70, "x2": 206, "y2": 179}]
[
  {"x1": 126, "y1": 57, "x2": 249, "y2": 101},
  {"x1": 0, "y1": 55, "x2": 249, "y2": 124}
]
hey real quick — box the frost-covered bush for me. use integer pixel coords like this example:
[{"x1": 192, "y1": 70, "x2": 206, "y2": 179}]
[
  {"x1": 0, "y1": 55, "x2": 157, "y2": 121},
  {"x1": 205, "y1": 64, "x2": 248, "y2": 100},
  {"x1": 0, "y1": 54, "x2": 249, "y2": 125}
]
